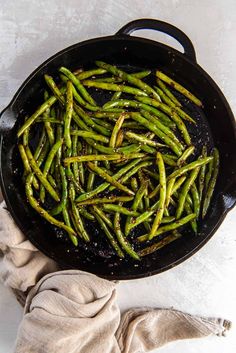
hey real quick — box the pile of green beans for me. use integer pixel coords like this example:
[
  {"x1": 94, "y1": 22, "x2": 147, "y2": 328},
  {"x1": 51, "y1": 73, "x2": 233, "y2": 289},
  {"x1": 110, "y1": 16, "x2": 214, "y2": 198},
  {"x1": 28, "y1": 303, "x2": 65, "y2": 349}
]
[{"x1": 17, "y1": 61, "x2": 219, "y2": 260}]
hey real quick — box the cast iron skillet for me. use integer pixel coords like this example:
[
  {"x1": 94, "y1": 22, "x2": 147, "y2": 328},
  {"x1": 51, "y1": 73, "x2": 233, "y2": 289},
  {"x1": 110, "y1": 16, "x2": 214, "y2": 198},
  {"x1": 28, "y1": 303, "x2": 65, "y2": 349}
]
[{"x1": 0, "y1": 19, "x2": 236, "y2": 280}]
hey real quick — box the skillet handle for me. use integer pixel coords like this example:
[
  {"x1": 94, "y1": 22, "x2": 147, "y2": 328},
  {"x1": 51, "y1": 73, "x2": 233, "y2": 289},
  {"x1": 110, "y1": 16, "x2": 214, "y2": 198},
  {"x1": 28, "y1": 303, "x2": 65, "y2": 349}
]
[
  {"x1": 221, "y1": 176, "x2": 236, "y2": 213},
  {"x1": 0, "y1": 106, "x2": 16, "y2": 135},
  {"x1": 116, "y1": 19, "x2": 196, "y2": 62}
]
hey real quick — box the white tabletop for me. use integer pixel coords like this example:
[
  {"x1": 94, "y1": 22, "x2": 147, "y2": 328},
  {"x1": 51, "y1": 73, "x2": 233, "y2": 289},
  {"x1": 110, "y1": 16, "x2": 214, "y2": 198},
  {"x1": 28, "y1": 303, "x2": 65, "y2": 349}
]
[{"x1": 0, "y1": 1, "x2": 236, "y2": 352}]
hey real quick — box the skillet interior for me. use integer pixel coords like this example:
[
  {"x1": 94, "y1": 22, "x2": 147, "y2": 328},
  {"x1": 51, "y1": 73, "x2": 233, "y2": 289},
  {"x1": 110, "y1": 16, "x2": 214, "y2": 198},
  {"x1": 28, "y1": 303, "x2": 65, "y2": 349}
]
[{"x1": 1, "y1": 35, "x2": 236, "y2": 279}]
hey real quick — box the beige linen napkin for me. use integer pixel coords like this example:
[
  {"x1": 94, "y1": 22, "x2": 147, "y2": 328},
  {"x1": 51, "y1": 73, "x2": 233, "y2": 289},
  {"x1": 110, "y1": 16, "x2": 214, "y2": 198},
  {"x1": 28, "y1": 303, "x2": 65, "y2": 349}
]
[{"x1": 0, "y1": 202, "x2": 231, "y2": 353}]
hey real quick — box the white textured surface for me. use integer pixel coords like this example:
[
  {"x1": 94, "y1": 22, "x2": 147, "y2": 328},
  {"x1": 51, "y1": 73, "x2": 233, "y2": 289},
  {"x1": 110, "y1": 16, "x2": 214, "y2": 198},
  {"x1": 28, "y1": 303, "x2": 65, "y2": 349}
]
[{"x1": 0, "y1": 1, "x2": 236, "y2": 352}]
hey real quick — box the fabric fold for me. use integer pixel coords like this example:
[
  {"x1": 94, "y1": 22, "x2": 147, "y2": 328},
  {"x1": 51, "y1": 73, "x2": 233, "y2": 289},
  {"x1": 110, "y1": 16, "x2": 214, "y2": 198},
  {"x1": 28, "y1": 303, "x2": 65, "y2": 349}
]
[
  {"x1": 0, "y1": 202, "x2": 58, "y2": 293},
  {"x1": 0, "y1": 202, "x2": 231, "y2": 353}
]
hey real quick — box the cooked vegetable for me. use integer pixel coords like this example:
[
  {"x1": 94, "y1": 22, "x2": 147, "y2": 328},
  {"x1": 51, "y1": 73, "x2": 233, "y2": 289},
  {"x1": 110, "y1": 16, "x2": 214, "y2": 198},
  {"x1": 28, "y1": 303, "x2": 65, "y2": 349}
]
[{"x1": 17, "y1": 61, "x2": 219, "y2": 260}]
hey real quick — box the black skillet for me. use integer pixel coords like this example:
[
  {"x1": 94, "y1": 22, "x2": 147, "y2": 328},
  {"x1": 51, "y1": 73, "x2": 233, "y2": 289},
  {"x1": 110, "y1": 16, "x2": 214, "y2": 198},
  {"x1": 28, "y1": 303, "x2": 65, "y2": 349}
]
[{"x1": 0, "y1": 19, "x2": 236, "y2": 280}]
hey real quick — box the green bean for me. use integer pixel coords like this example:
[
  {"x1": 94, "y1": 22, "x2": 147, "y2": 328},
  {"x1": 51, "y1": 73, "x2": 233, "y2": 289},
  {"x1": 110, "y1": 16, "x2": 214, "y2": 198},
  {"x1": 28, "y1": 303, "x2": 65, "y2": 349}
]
[
  {"x1": 87, "y1": 162, "x2": 134, "y2": 195},
  {"x1": 138, "y1": 213, "x2": 196, "y2": 242},
  {"x1": 93, "y1": 70, "x2": 151, "y2": 83},
  {"x1": 202, "y1": 148, "x2": 219, "y2": 218},
  {"x1": 125, "y1": 131, "x2": 165, "y2": 148},
  {"x1": 95, "y1": 61, "x2": 160, "y2": 101},
  {"x1": 66, "y1": 164, "x2": 84, "y2": 194},
  {"x1": 44, "y1": 77, "x2": 91, "y2": 135},
  {"x1": 71, "y1": 203, "x2": 90, "y2": 242},
  {"x1": 156, "y1": 71, "x2": 203, "y2": 107},
  {"x1": 61, "y1": 207, "x2": 78, "y2": 246},
  {"x1": 25, "y1": 146, "x2": 59, "y2": 201},
  {"x1": 36, "y1": 140, "x2": 50, "y2": 168},
  {"x1": 70, "y1": 130, "x2": 109, "y2": 143},
  {"x1": 111, "y1": 91, "x2": 122, "y2": 100},
  {"x1": 126, "y1": 210, "x2": 155, "y2": 235},
  {"x1": 92, "y1": 205, "x2": 113, "y2": 229},
  {"x1": 139, "y1": 231, "x2": 182, "y2": 257},
  {"x1": 64, "y1": 80, "x2": 74, "y2": 149},
  {"x1": 36, "y1": 117, "x2": 63, "y2": 124},
  {"x1": 109, "y1": 113, "x2": 126, "y2": 148},
  {"x1": 156, "y1": 78, "x2": 182, "y2": 107},
  {"x1": 141, "y1": 110, "x2": 183, "y2": 149},
  {"x1": 155, "y1": 87, "x2": 196, "y2": 124},
  {"x1": 50, "y1": 166, "x2": 67, "y2": 216},
  {"x1": 123, "y1": 123, "x2": 146, "y2": 130},
  {"x1": 85, "y1": 138, "x2": 140, "y2": 155},
  {"x1": 44, "y1": 75, "x2": 65, "y2": 104},
  {"x1": 143, "y1": 168, "x2": 159, "y2": 181},
  {"x1": 125, "y1": 180, "x2": 148, "y2": 236},
  {"x1": 70, "y1": 211, "x2": 83, "y2": 239},
  {"x1": 74, "y1": 108, "x2": 111, "y2": 135},
  {"x1": 22, "y1": 127, "x2": 30, "y2": 147},
  {"x1": 39, "y1": 139, "x2": 63, "y2": 203},
  {"x1": 162, "y1": 155, "x2": 177, "y2": 167},
  {"x1": 168, "y1": 157, "x2": 213, "y2": 180},
  {"x1": 165, "y1": 177, "x2": 176, "y2": 209},
  {"x1": 171, "y1": 176, "x2": 187, "y2": 194},
  {"x1": 72, "y1": 106, "x2": 91, "y2": 131},
  {"x1": 184, "y1": 200, "x2": 197, "y2": 234},
  {"x1": 76, "y1": 158, "x2": 142, "y2": 202},
  {"x1": 103, "y1": 99, "x2": 174, "y2": 128},
  {"x1": 103, "y1": 204, "x2": 139, "y2": 216},
  {"x1": 17, "y1": 95, "x2": 57, "y2": 138},
  {"x1": 76, "y1": 196, "x2": 133, "y2": 206},
  {"x1": 48, "y1": 175, "x2": 57, "y2": 189},
  {"x1": 205, "y1": 154, "x2": 214, "y2": 191},
  {"x1": 41, "y1": 138, "x2": 63, "y2": 177},
  {"x1": 71, "y1": 134, "x2": 79, "y2": 183},
  {"x1": 140, "y1": 144, "x2": 156, "y2": 154},
  {"x1": 18, "y1": 144, "x2": 39, "y2": 189},
  {"x1": 130, "y1": 112, "x2": 182, "y2": 156},
  {"x1": 198, "y1": 145, "x2": 207, "y2": 202},
  {"x1": 18, "y1": 144, "x2": 32, "y2": 175},
  {"x1": 33, "y1": 128, "x2": 46, "y2": 161},
  {"x1": 44, "y1": 120, "x2": 55, "y2": 147},
  {"x1": 136, "y1": 97, "x2": 191, "y2": 145},
  {"x1": 25, "y1": 173, "x2": 75, "y2": 235},
  {"x1": 173, "y1": 190, "x2": 193, "y2": 208},
  {"x1": 70, "y1": 83, "x2": 99, "y2": 112},
  {"x1": 177, "y1": 146, "x2": 195, "y2": 167},
  {"x1": 175, "y1": 107, "x2": 196, "y2": 124},
  {"x1": 77, "y1": 68, "x2": 107, "y2": 80},
  {"x1": 149, "y1": 153, "x2": 166, "y2": 239},
  {"x1": 59, "y1": 66, "x2": 96, "y2": 106},
  {"x1": 76, "y1": 141, "x2": 85, "y2": 186},
  {"x1": 144, "y1": 193, "x2": 150, "y2": 209},
  {"x1": 161, "y1": 216, "x2": 176, "y2": 224},
  {"x1": 86, "y1": 146, "x2": 96, "y2": 192},
  {"x1": 68, "y1": 181, "x2": 75, "y2": 202},
  {"x1": 113, "y1": 211, "x2": 140, "y2": 260},
  {"x1": 92, "y1": 111, "x2": 125, "y2": 119},
  {"x1": 155, "y1": 86, "x2": 176, "y2": 107},
  {"x1": 92, "y1": 211, "x2": 124, "y2": 258},
  {"x1": 131, "y1": 177, "x2": 138, "y2": 191},
  {"x1": 53, "y1": 124, "x2": 63, "y2": 186},
  {"x1": 116, "y1": 160, "x2": 153, "y2": 187},
  {"x1": 191, "y1": 182, "x2": 200, "y2": 219},
  {"x1": 92, "y1": 118, "x2": 113, "y2": 130},
  {"x1": 130, "y1": 70, "x2": 152, "y2": 79},
  {"x1": 176, "y1": 167, "x2": 200, "y2": 219},
  {"x1": 132, "y1": 180, "x2": 148, "y2": 211},
  {"x1": 82, "y1": 80, "x2": 148, "y2": 97},
  {"x1": 79, "y1": 207, "x2": 95, "y2": 221},
  {"x1": 115, "y1": 129, "x2": 124, "y2": 147}
]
